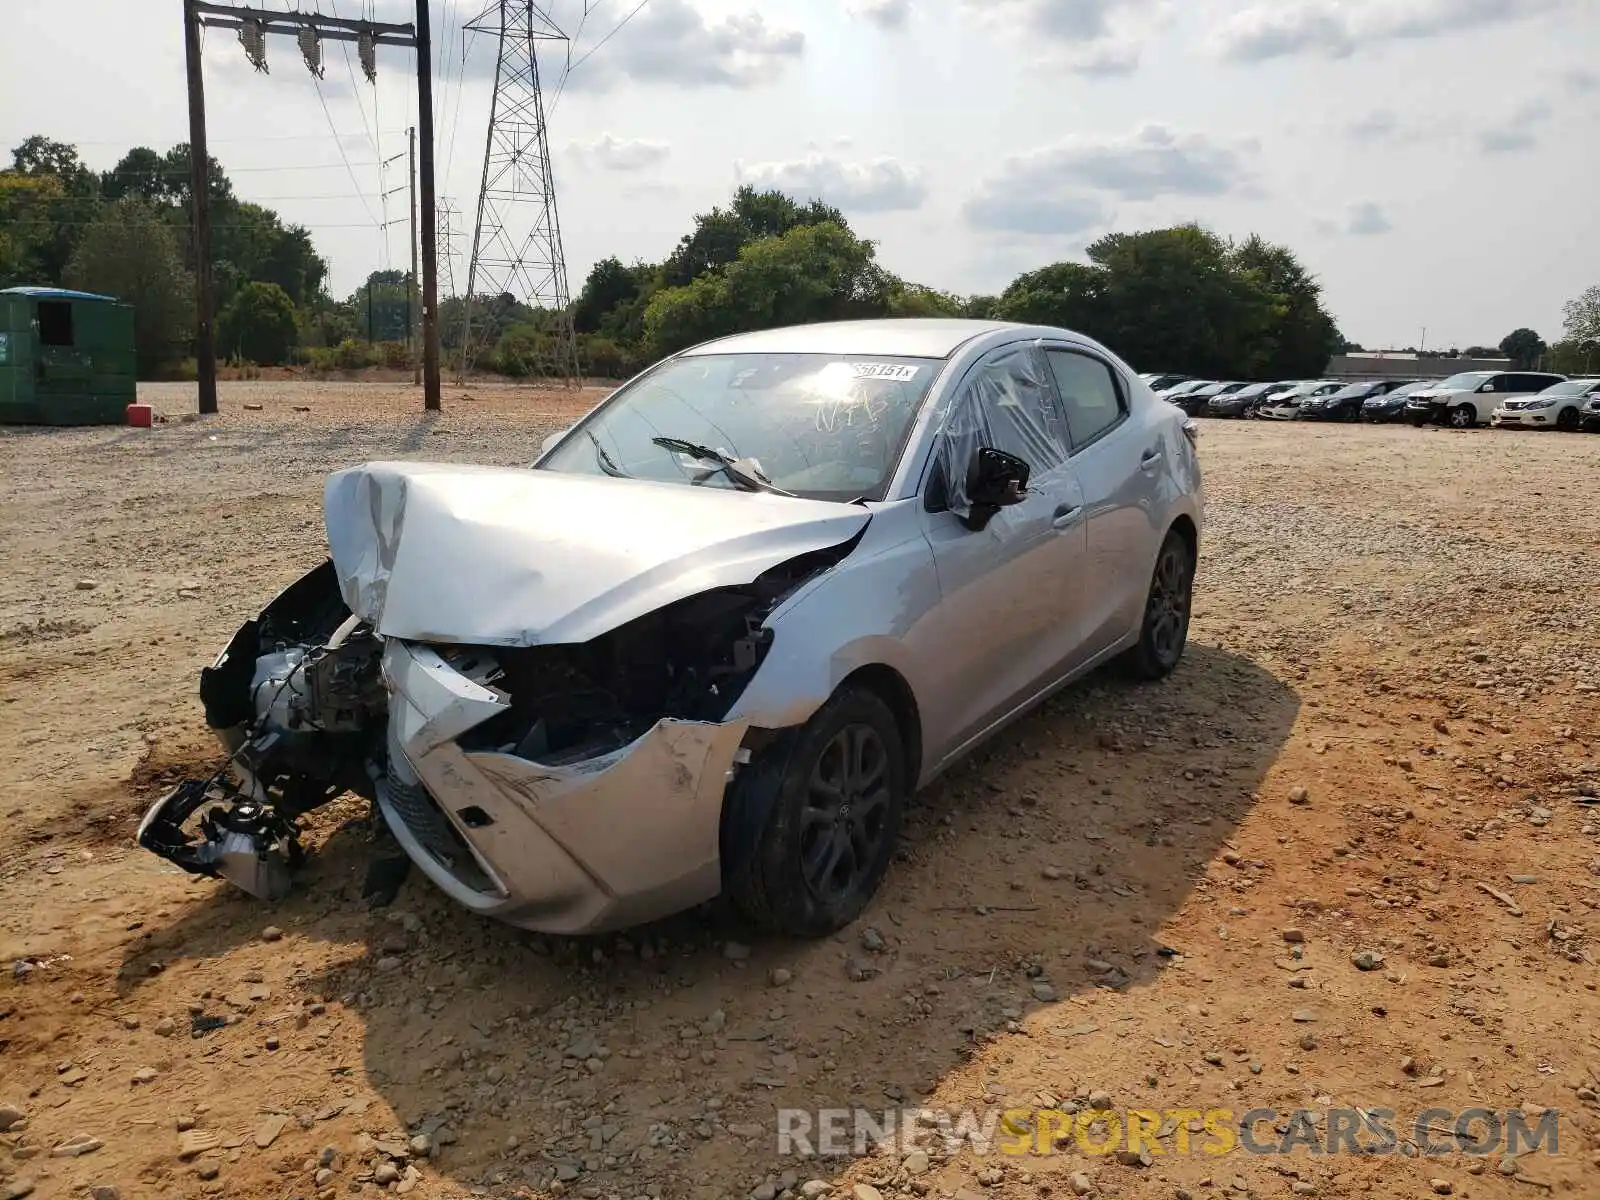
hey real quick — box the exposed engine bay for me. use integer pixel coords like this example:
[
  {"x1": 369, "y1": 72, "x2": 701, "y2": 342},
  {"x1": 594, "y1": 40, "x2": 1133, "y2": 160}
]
[{"x1": 138, "y1": 542, "x2": 854, "y2": 905}]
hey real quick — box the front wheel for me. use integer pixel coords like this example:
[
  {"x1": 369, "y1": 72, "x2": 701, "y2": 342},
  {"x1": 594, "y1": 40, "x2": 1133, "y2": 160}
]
[
  {"x1": 1557, "y1": 406, "x2": 1580, "y2": 431},
  {"x1": 1121, "y1": 528, "x2": 1195, "y2": 681},
  {"x1": 1449, "y1": 405, "x2": 1476, "y2": 429},
  {"x1": 725, "y1": 685, "x2": 906, "y2": 937}
]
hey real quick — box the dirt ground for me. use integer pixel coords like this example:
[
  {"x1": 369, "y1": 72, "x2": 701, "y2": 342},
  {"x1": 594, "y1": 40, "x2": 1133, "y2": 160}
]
[{"x1": 1, "y1": 382, "x2": 1598, "y2": 1200}]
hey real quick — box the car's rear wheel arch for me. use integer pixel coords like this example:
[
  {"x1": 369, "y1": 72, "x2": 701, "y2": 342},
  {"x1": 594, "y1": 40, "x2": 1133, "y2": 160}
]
[{"x1": 1166, "y1": 513, "x2": 1199, "y2": 567}]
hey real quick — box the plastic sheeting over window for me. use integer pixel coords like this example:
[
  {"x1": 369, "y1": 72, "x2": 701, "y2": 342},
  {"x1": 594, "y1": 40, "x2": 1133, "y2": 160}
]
[{"x1": 936, "y1": 343, "x2": 1069, "y2": 519}]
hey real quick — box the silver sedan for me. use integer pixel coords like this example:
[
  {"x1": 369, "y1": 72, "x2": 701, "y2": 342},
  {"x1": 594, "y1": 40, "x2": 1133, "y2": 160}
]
[{"x1": 139, "y1": 319, "x2": 1204, "y2": 937}]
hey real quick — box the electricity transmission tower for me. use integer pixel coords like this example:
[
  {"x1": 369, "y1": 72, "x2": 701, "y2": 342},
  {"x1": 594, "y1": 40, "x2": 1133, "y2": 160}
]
[{"x1": 460, "y1": 1, "x2": 581, "y2": 387}]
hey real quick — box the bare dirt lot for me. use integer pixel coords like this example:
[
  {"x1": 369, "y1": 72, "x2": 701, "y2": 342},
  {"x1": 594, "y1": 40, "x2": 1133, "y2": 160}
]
[{"x1": 2, "y1": 382, "x2": 1598, "y2": 1200}]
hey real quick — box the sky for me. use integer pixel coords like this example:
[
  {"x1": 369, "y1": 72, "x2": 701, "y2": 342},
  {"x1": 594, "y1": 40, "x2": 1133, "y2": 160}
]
[{"x1": 3, "y1": 0, "x2": 1597, "y2": 350}]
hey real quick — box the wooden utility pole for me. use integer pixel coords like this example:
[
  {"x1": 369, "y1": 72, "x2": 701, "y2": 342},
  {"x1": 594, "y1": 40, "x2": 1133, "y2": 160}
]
[
  {"x1": 416, "y1": 0, "x2": 441, "y2": 410},
  {"x1": 186, "y1": 0, "x2": 436, "y2": 409},
  {"x1": 182, "y1": 0, "x2": 219, "y2": 416},
  {"x1": 408, "y1": 125, "x2": 420, "y2": 387}
]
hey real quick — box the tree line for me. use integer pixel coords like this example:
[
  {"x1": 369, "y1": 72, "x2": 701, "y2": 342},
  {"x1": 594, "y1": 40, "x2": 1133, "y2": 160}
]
[{"x1": 7, "y1": 133, "x2": 1595, "y2": 383}]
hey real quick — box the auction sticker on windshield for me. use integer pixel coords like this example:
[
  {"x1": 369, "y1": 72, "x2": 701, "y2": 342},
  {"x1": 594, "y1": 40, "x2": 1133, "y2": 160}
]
[{"x1": 850, "y1": 362, "x2": 919, "y2": 382}]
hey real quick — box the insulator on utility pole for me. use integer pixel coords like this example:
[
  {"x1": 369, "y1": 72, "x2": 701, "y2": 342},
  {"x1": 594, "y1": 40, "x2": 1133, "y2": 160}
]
[
  {"x1": 358, "y1": 29, "x2": 378, "y2": 82},
  {"x1": 297, "y1": 26, "x2": 325, "y2": 78},
  {"x1": 239, "y1": 18, "x2": 269, "y2": 72}
]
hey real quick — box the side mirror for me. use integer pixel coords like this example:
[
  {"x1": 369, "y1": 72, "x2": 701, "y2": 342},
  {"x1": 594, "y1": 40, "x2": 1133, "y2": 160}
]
[
  {"x1": 1477, "y1": 383, "x2": 1494, "y2": 393},
  {"x1": 960, "y1": 447, "x2": 1030, "y2": 531},
  {"x1": 967, "y1": 446, "x2": 1030, "y2": 508},
  {"x1": 539, "y1": 427, "x2": 570, "y2": 456}
]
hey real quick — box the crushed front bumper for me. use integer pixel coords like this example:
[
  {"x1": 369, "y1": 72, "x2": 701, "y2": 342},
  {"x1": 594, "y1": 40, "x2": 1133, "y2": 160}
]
[{"x1": 376, "y1": 640, "x2": 750, "y2": 934}]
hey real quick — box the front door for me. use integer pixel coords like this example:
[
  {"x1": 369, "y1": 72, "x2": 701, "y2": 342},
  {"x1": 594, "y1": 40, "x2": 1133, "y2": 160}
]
[{"x1": 911, "y1": 342, "x2": 1088, "y2": 767}]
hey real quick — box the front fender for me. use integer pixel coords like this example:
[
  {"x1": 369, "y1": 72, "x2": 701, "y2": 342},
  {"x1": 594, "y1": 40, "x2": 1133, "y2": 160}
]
[{"x1": 723, "y1": 505, "x2": 938, "y2": 734}]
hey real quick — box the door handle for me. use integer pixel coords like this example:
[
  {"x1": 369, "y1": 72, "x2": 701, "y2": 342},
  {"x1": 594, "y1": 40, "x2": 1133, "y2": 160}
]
[
  {"x1": 1052, "y1": 504, "x2": 1083, "y2": 530},
  {"x1": 1140, "y1": 448, "x2": 1164, "y2": 469}
]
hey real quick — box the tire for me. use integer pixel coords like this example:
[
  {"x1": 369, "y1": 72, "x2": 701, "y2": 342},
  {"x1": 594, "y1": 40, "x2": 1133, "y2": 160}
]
[
  {"x1": 1449, "y1": 405, "x2": 1476, "y2": 429},
  {"x1": 724, "y1": 684, "x2": 906, "y2": 937},
  {"x1": 1120, "y1": 528, "x2": 1195, "y2": 682},
  {"x1": 1556, "y1": 406, "x2": 1580, "y2": 431}
]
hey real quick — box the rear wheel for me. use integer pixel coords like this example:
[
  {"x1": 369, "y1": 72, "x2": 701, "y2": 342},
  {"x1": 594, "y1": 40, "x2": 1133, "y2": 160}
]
[
  {"x1": 1449, "y1": 405, "x2": 1476, "y2": 429},
  {"x1": 725, "y1": 685, "x2": 906, "y2": 937},
  {"x1": 1121, "y1": 528, "x2": 1195, "y2": 681}
]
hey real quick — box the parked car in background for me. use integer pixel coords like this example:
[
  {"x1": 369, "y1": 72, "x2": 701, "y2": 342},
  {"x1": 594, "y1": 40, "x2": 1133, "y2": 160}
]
[
  {"x1": 1155, "y1": 379, "x2": 1213, "y2": 403},
  {"x1": 1405, "y1": 370, "x2": 1567, "y2": 429},
  {"x1": 1179, "y1": 381, "x2": 1247, "y2": 416},
  {"x1": 1208, "y1": 381, "x2": 1295, "y2": 418},
  {"x1": 1582, "y1": 387, "x2": 1600, "y2": 432},
  {"x1": 1258, "y1": 380, "x2": 1341, "y2": 420},
  {"x1": 1362, "y1": 380, "x2": 1432, "y2": 423},
  {"x1": 136, "y1": 318, "x2": 1205, "y2": 939},
  {"x1": 1140, "y1": 372, "x2": 1191, "y2": 393},
  {"x1": 1300, "y1": 379, "x2": 1420, "y2": 422},
  {"x1": 1490, "y1": 378, "x2": 1600, "y2": 431}
]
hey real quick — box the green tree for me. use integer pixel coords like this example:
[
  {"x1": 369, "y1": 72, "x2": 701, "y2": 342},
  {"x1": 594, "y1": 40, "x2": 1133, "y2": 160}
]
[
  {"x1": 1499, "y1": 327, "x2": 1546, "y2": 370},
  {"x1": 1561, "y1": 285, "x2": 1600, "y2": 344},
  {"x1": 0, "y1": 171, "x2": 68, "y2": 286},
  {"x1": 573, "y1": 256, "x2": 641, "y2": 334},
  {"x1": 219, "y1": 280, "x2": 298, "y2": 365},
  {"x1": 645, "y1": 221, "x2": 890, "y2": 357},
  {"x1": 63, "y1": 196, "x2": 193, "y2": 375},
  {"x1": 886, "y1": 280, "x2": 964, "y2": 317},
  {"x1": 1228, "y1": 234, "x2": 1341, "y2": 379},
  {"x1": 661, "y1": 187, "x2": 850, "y2": 287}
]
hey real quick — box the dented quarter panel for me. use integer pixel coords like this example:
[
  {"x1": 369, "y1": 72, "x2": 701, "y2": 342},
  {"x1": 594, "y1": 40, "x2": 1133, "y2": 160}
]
[{"x1": 325, "y1": 461, "x2": 872, "y2": 648}]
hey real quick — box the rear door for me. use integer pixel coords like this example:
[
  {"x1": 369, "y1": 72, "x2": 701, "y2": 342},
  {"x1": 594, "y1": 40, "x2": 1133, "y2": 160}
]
[
  {"x1": 916, "y1": 342, "x2": 1088, "y2": 760},
  {"x1": 1040, "y1": 343, "x2": 1159, "y2": 661}
]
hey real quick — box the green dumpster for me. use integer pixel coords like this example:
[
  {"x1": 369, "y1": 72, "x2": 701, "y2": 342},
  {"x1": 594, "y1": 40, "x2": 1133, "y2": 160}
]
[{"x1": 0, "y1": 287, "x2": 138, "y2": 426}]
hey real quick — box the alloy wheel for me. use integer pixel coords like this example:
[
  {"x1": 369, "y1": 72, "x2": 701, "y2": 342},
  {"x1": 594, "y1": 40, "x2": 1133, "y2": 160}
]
[
  {"x1": 798, "y1": 723, "x2": 892, "y2": 905},
  {"x1": 1146, "y1": 542, "x2": 1192, "y2": 667}
]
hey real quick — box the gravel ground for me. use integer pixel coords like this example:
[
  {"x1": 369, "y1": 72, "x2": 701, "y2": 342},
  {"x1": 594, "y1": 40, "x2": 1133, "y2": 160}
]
[{"x1": 2, "y1": 384, "x2": 1599, "y2": 1200}]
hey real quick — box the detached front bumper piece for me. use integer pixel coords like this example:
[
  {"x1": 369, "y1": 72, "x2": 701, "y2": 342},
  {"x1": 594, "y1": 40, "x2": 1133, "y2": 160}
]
[{"x1": 376, "y1": 640, "x2": 749, "y2": 935}]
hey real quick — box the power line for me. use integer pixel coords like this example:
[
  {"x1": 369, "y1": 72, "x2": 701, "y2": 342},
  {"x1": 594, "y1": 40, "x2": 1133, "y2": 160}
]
[{"x1": 548, "y1": 0, "x2": 649, "y2": 117}]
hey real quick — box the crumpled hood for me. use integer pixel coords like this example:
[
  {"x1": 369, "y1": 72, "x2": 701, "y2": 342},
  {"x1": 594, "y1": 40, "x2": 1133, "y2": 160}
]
[{"x1": 325, "y1": 461, "x2": 871, "y2": 647}]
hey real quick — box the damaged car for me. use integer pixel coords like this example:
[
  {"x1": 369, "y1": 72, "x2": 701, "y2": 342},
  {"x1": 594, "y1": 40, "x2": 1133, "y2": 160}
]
[{"x1": 139, "y1": 319, "x2": 1204, "y2": 937}]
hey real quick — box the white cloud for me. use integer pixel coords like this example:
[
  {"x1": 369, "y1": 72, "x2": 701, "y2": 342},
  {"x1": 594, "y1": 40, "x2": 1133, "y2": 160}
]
[
  {"x1": 962, "y1": 192, "x2": 1110, "y2": 237},
  {"x1": 1347, "y1": 109, "x2": 1401, "y2": 141},
  {"x1": 965, "y1": 0, "x2": 1166, "y2": 74},
  {"x1": 976, "y1": 123, "x2": 1252, "y2": 205},
  {"x1": 1347, "y1": 201, "x2": 1393, "y2": 235},
  {"x1": 1564, "y1": 66, "x2": 1599, "y2": 93},
  {"x1": 847, "y1": 0, "x2": 911, "y2": 30},
  {"x1": 735, "y1": 154, "x2": 928, "y2": 212},
  {"x1": 563, "y1": 134, "x2": 670, "y2": 171},
  {"x1": 962, "y1": 123, "x2": 1255, "y2": 236},
  {"x1": 407, "y1": 0, "x2": 805, "y2": 91},
  {"x1": 1214, "y1": 0, "x2": 1573, "y2": 62},
  {"x1": 566, "y1": 0, "x2": 804, "y2": 90},
  {"x1": 1475, "y1": 98, "x2": 1553, "y2": 154}
]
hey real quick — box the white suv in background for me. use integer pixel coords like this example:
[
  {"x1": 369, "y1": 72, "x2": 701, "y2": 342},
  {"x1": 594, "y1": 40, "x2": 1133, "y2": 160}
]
[
  {"x1": 1490, "y1": 378, "x2": 1600, "y2": 431},
  {"x1": 1404, "y1": 370, "x2": 1567, "y2": 429}
]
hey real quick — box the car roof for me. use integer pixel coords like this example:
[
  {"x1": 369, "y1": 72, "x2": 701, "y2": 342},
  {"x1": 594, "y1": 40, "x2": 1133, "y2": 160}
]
[{"x1": 680, "y1": 318, "x2": 1037, "y2": 359}]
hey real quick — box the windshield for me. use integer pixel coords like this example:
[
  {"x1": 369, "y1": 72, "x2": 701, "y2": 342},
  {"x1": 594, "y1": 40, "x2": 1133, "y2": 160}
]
[
  {"x1": 1234, "y1": 384, "x2": 1271, "y2": 398},
  {"x1": 1278, "y1": 384, "x2": 1321, "y2": 399},
  {"x1": 536, "y1": 351, "x2": 942, "y2": 503},
  {"x1": 1330, "y1": 382, "x2": 1373, "y2": 399},
  {"x1": 1538, "y1": 379, "x2": 1589, "y2": 396},
  {"x1": 1384, "y1": 381, "x2": 1427, "y2": 398},
  {"x1": 1435, "y1": 372, "x2": 1493, "y2": 391}
]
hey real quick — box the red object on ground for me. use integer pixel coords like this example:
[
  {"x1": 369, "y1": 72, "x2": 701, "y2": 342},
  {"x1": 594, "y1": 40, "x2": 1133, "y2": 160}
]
[{"x1": 126, "y1": 403, "x2": 153, "y2": 428}]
